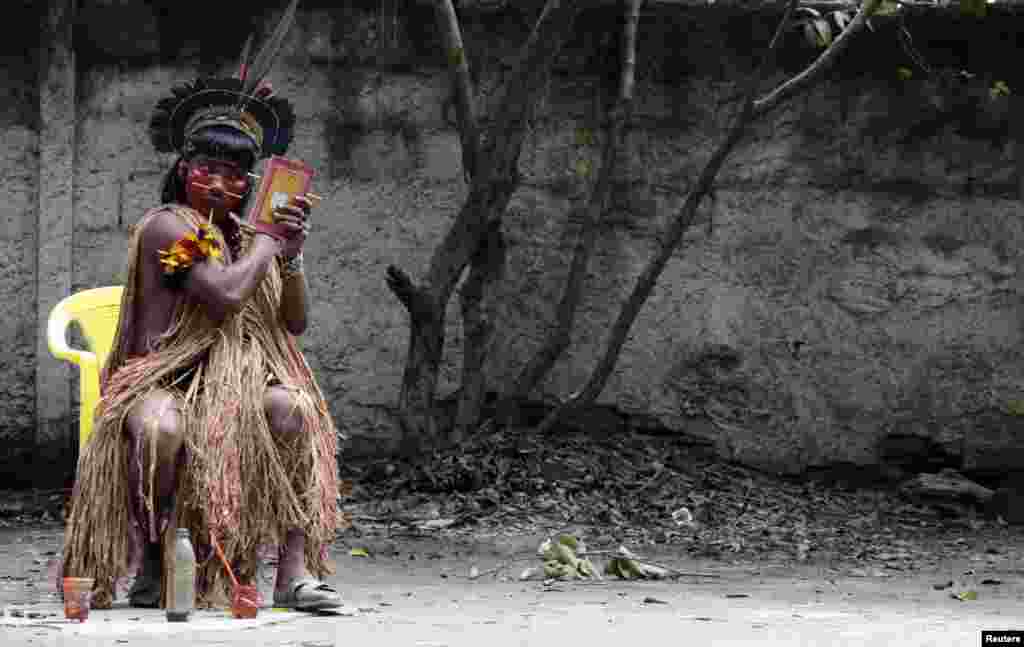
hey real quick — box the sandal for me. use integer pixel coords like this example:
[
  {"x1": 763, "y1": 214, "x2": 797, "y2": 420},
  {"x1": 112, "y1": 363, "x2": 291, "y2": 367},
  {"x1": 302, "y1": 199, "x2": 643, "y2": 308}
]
[
  {"x1": 272, "y1": 576, "x2": 343, "y2": 612},
  {"x1": 128, "y1": 573, "x2": 161, "y2": 609}
]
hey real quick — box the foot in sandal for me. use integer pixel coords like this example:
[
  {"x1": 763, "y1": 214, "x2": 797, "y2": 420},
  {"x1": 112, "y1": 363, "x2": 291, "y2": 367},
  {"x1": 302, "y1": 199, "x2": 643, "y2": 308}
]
[{"x1": 273, "y1": 576, "x2": 343, "y2": 611}]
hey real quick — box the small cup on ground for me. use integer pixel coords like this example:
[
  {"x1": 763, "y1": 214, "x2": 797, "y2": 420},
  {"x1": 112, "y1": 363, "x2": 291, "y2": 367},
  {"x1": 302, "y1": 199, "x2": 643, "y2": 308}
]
[
  {"x1": 62, "y1": 577, "x2": 94, "y2": 622},
  {"x1": 231, "y1": 584, "x2": 260, "y2": 619}
]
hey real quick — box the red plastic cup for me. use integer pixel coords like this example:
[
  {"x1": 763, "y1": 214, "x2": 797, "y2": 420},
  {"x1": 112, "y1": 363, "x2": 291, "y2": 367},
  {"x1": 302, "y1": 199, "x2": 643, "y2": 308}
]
[
  {"x1": 62, "y1": 577, "x2": 94, "y2": 622},
  {"x1": 231, "y1": 584, "x2": 260, "y2": 619}
]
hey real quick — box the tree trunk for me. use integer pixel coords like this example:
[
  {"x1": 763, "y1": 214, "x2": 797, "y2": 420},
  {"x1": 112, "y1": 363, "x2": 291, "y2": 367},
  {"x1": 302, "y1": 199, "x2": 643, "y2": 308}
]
[
  {"x1": 387, "y1": 0, "x2": 586, "y2": 440},
  {"x1": 537, "y1": 0, "x2": 883, "y2": 433},
  {"x1": 455, "y1": 221, "x2": 505, "y2": 439},
  {"x1": 494, "y1": 0, "x2": 644, "y2": 426},
  {"x1": 380, "y1": 0, "x2": 401, "y2": 50},
  {"x1": 386, "y1": 266, "x2": 443, "y2": 443},
  {"x1": 433, "y1": 0, "x2": 480, "y2": 181}
]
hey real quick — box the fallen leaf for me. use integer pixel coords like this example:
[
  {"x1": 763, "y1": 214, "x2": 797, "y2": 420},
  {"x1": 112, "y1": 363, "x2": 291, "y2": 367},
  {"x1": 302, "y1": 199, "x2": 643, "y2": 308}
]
[
  {"x1": 557, "y1": 535, "x2": 579, "y2": 550},
  {"x1": 642, "y1": 596, "x2": 668, "y2": 605},
  {"x1": 418, "y1": 519, "x2": 457, "y2": 530},
  {"x1": 537, "y1": 539, "x2": 552, "y2": 557},
  {"x1": 350, "y1": 548, "x2": 370, "y2": 558},
  {"x1": 981, "y1": 579, "x2": 1002, "y2": 586},
  {"x1": 638, "y1": 563, "x2": 669, "y2": 580},
  {"x1": 519, "y1": 567, "x2": 538, "y2": 581},
  {"x1": 953, "y1": 590, "x2": 977, "y2": 601},
  {"x1": 671, "y1": 507, "x2": 694, "y2": 526}
]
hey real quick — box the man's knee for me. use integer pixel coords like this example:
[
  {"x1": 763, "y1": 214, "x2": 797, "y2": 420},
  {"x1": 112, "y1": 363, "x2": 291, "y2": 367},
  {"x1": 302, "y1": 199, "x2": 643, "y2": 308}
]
[
  {"x1": 128, "y1": 392, "x2": 184, "y2": 454},
  {"x1": 265, "y1": 387, "x2": 305, "y2": 440}
]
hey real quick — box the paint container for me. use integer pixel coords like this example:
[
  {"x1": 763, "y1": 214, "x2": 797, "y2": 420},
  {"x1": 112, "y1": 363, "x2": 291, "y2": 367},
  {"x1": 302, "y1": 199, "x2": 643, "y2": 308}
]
[
  {"x1": 231, "y1": 584, "x2": 260, "y2": 619},
  {"x1": 62, "y1": 577, "x2": 94, "y2": 621}
]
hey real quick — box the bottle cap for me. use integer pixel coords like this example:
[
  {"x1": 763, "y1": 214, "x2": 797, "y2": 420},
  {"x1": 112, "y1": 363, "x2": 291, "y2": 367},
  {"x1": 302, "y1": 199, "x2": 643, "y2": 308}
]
[{"x1": 176, "y1": 528, "x2": 190, "y2": 538}]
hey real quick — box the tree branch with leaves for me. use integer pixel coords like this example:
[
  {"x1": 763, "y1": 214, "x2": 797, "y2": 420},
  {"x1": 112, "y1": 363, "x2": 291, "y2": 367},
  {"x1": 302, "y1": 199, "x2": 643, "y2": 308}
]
[{"x1": 536, "y1": 0, "x2": 883, "y2": 434}]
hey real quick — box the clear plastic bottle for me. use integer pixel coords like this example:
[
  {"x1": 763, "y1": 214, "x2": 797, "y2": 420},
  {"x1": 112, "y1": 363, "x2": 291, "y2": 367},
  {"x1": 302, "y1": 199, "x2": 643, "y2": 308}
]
[
  {"x1": 255, "y1": 544, "x2": 279, "y2": 609},
  {"x1": 166, "y1": 528, "x2": 195, "y2": 622}
]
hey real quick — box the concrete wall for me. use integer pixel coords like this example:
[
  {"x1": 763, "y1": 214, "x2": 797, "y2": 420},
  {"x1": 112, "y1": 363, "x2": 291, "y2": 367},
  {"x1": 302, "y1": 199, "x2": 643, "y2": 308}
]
[
  {"x1": 0, "y1": 44, "x2": 41, "y2": 486},
  {"x1": 4, "y1": 0, "x2": 1024, "y2": 485}
]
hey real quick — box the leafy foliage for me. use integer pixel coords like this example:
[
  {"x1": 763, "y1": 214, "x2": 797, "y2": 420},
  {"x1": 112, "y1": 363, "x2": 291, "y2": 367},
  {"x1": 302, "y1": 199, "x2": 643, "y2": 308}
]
[{"x1": 538, "y1": 534, "x2": 598, "y2": 579}]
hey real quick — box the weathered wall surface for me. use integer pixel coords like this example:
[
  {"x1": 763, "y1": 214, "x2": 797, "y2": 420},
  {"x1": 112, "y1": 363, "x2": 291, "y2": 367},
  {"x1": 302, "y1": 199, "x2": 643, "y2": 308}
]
[
  {"x1": 0, "y1": 2, "x2": 45, "y2": 485},
  {"x1": 4, "y1": 0, "x2": 1024, "y2": 484},
  {"x1": 0, "y1": 55, "x2": 40, "y2": 484}
]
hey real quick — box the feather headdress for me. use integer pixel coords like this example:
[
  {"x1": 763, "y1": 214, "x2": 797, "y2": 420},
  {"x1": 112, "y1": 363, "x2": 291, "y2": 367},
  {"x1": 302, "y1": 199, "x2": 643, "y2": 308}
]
[{"x1": 149, "y1": 0, "x2": 300, "y2": 159}]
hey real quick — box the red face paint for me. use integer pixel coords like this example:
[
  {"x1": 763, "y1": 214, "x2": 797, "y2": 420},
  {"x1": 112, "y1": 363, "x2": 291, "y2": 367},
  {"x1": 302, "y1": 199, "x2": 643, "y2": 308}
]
[{"x1": 184, "y1": 157, "x2": 249, "y2": 215}]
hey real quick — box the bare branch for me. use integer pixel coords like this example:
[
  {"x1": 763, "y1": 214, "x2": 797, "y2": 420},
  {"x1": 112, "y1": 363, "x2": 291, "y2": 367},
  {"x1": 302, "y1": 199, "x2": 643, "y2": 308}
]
[
  {"x1": 753, "y1": 0, "x2": 885, "y2": 118},
  {"x1": 497, "y1": 0, "x2": 644, "y2": 420},
  {"x1": 424, "y1": 0, "x2": 587, "y2": 305},
  {"x1": 385, "y1": 265, "x2": 419, "y2": 312},
  {"x1": 537, "y1": 0, "x2": 804, "y2": 434},
  {"x1": 433, "y1": 0, "x2": 481, "y2": 179},
  {"x1": 388, "y1": 0, "x2": 586, "y2": 441}
]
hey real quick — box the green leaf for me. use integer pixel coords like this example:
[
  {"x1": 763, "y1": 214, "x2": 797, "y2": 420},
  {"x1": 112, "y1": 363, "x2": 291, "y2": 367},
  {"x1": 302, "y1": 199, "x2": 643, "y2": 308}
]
[
  {"x1": 956, "y1": 590, "x2": 977, "y2": 601},
  {"x1": 960, "y1": 0, "x2": 986, "y2": 18},
  {"x1": 896, "y1": 67, "x2": 913, "y2": 81},
  {"x1": 604, "y1": 559, "x2": 622, "y2": 577},
  {"x1": 803, "y1": 19, "x2": 831, "y2": 48},
  {"x1": 350, "y1": 547, "x2": 369, "y2": 557},
  {"x1": 605, "y1": 557, "x2": 644, "y2": 580},
  {"x1": 574, "y1": 158, "x2": 592, "y2": 179},
  {"x1": 544, "y1": 560, "x2": 577, "y2": 579},
  {"x1": 1007, "y1": 400, "x2": 1024, "y2": 416},
  {"x1": 574, "y1": 127, "x2": 594, "y2": 147},
  {"x1": 814, "y1": 19, "x2": 832, "y2": 47},
  {"x1": 447, "y1": 47, "x2": 464, "y2": 66},
  {"x1": 991, "y1": 80, "x2": 1012, "y2": 100},
  {"x1": 875, "y1": 0, "x2": 901, "y2": 16},
  {"x1": 558, "y1": 534, "x2": 579, "y2": 550},
  {"x1": 544, "y1": 540, "x2": 577, "y2": 565}
]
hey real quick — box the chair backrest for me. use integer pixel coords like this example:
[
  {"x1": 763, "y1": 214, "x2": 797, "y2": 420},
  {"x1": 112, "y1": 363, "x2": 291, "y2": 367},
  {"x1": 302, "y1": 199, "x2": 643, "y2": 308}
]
[{"x1": 58, "y1": 286, "x2": 124, "y2": 368}]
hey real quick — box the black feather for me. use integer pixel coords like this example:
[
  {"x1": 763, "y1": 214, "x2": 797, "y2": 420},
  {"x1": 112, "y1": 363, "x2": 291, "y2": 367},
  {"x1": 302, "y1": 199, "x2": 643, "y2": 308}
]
[
  {"x1": 241, "y1": 0, "x2": 300, "y2": 97},
  {"x1": 237, "y1": 35, "x2": 254, "y2": 81}
]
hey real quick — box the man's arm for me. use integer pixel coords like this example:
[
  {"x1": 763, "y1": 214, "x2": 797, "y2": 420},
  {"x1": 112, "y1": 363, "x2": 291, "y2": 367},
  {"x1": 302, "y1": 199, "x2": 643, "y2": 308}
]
[
  {"x1": 274, "y1": 194, "x2": 313, "y2": 336},
  {"x1": 279, "y1": 261, "x2": 308, "y2": 335},
  {"x1": 143, "y1": 210, "x2": 283, "y2": 324}
]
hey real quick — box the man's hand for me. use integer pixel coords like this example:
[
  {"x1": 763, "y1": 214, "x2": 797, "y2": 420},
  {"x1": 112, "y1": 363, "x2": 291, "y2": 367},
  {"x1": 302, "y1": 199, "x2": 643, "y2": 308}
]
[{"x1": 276, "y1": 195, "x2": 312, "y2": 259}]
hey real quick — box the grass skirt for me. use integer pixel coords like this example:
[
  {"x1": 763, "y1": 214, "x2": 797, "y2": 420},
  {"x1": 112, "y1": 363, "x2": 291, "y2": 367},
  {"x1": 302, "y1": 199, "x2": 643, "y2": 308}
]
[{"x1": 61, "y1": 205, "x2": 341, "y2": 608}]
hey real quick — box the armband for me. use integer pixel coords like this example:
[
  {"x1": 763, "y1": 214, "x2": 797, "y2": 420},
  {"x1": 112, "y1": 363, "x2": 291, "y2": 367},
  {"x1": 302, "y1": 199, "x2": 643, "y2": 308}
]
[{"x1": 157, "y1": 223, "x2": 223, "y2": 277}]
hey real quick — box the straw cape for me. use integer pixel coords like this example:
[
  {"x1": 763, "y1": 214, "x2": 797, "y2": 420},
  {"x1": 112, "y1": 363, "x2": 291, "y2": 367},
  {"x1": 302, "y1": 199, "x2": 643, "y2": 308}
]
[{"x1": 61, "y1": 205, "x2": 341, "y2": 609}]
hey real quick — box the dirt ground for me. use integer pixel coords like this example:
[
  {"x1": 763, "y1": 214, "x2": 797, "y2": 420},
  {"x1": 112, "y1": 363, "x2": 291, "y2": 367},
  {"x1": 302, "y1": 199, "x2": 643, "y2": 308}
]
[
  {"x1": 1, "y1": 519, "x2": 1024, "y2": 646},
  {"x1": 3, "y1": 431, "x2": 1023, "y2": 646}
]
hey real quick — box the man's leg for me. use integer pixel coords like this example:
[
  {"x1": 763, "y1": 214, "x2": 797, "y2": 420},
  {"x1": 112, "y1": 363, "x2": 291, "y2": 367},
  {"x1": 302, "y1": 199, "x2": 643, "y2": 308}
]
[
  {"x1": 124, "y1": 389, "x2": 185, "y2": 608},
  {"x1": 263, "y1": 385, "x2": 341, "y2": 610}
]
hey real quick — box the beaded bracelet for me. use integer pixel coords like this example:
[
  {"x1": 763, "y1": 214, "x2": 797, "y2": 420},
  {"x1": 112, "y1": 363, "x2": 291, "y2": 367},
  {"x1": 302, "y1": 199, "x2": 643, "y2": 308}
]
[{"x1": 281, "y1": 252, "x2": 304, "y2": 280}]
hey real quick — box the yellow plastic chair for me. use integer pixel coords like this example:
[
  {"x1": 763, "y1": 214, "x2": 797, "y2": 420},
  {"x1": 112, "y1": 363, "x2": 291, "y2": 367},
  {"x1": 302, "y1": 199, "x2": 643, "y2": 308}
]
[{"x1": 47, "y1": 286, "x2": 124, "y2": 450}]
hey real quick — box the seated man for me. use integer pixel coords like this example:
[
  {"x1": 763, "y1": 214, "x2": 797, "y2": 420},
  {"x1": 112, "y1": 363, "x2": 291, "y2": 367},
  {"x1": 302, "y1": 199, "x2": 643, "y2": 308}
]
[{"x1": 61, "y1": 12, "x2": 343, "y2": 612}]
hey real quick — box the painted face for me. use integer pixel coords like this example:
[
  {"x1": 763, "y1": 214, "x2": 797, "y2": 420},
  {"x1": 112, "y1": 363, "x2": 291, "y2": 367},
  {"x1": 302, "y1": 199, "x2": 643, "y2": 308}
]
[{"x1": 182, "y1": 156, "x2": 249, "y2": 215}]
